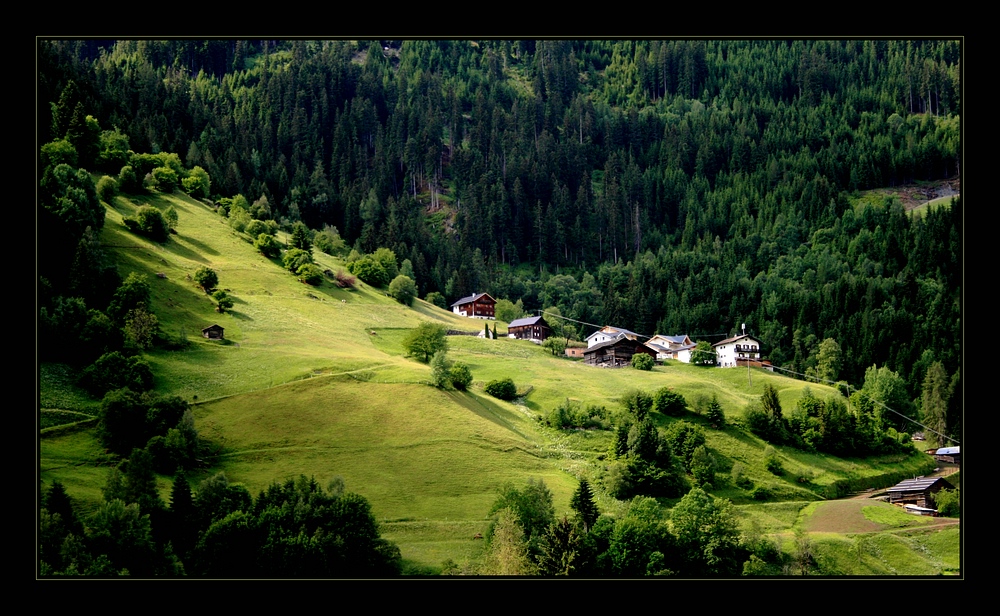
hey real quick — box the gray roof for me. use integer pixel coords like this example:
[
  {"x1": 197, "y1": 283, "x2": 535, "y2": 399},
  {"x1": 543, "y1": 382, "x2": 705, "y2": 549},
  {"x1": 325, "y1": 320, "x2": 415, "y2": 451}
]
[
  {"x1": 713, "y1": 333, "x2": 760, "y2": 347},
  {"x1": 887, "y1": 477, "x2": 954, "y2": 492},
  {"x1": 935, "y1": 446, "x2": 960, "y2": 455},
  {"x1": 451, "y1": 292, "x2": 493, "y2": 307},
  {"x1": 509, "y1": 316, "x2": 546, "y2": 328}
]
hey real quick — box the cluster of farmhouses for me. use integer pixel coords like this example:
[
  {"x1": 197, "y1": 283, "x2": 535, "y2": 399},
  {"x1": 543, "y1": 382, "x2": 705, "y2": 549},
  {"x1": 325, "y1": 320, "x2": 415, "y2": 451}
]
[{"x1": 450, "y1": 292, "x2": 772, "y2": 370}]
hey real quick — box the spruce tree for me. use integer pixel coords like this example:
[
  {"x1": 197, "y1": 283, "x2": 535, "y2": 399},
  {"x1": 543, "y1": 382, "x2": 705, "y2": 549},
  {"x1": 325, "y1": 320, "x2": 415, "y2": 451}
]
[
  {"x1": 705, "y1": 394, "x2": 725, "y2": 427},
  {"x1": 570, "y1": 479, "x2": 599, "y2": 532}
]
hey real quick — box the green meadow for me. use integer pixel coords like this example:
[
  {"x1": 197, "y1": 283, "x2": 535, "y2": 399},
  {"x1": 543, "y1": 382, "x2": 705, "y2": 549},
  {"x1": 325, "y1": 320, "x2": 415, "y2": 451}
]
[{"x1": 40, "y1": 189, "x2": 956, "y2": 574}]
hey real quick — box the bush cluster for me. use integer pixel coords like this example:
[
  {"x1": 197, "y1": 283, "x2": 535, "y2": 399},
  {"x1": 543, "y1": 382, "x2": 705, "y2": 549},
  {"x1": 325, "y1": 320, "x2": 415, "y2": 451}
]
[
  {"x1": 484, "y1": 377, "x2": 517, "y2": 400},
  {"x1": 544, "y1": 399, "x2": 609, "y2": 430}
]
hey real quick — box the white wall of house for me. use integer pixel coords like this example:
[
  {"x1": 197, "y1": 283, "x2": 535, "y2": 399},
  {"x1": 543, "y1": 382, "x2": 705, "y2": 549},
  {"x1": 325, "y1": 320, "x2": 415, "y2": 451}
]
[
  {"x1": 714, "y1": 337, "x2": 761, "y2": 367},
  {"x1": 587, "y1": 332, "x2": 618, "y2": 348}
]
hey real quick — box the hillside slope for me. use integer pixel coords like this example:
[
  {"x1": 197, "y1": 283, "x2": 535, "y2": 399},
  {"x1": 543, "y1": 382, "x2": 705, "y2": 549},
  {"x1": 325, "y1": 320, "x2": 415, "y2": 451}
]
[{"x1": 40, "y1": 189, "x2": 938, "y2": 572}]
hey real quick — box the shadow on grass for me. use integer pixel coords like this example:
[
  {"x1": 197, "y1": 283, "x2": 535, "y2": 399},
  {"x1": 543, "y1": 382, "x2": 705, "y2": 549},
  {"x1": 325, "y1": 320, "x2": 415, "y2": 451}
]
[{"x1": 446, "y1": 390, "x2": 531, "y2": 441}]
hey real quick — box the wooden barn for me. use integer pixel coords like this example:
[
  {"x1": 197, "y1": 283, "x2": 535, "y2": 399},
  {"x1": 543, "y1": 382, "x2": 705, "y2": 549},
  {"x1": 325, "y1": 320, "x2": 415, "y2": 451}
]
[
  {"x1": 887, "y1": 476, "x2": 954, "y2": 510},
  {"x1": 202, "y1": 324, "x2": 225, "y2": 339},
  {"x1": 583, "y1": 337, "x2": 656, "y2": 368},
  {"x1": 507, "y1": 316, "x2": 551, "y2": 342},
  {"x1": 450, "y1": 292, "x2": 496, "y2": 320}
]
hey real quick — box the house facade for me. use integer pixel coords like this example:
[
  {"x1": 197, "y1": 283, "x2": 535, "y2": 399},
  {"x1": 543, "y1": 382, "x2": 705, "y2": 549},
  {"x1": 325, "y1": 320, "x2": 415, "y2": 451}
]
[
  {"x1": 646, "y1": 334, "x2": 696, "y2": 362},
  {"x1": 583, "y1": 337, "x2": 656, "y2": 368},
  {"x1": 450, "y1": 292, "x2": 496, "y2": 319},
  {"x1": 507, "y1": 316, "x2": 551, "y2": 342},
  {"x1": 586, "y1": 325, "x2": 640, "y2": 348},
  {"x1": 712, "y1": 334, "x2": 762, "y2": 368}
]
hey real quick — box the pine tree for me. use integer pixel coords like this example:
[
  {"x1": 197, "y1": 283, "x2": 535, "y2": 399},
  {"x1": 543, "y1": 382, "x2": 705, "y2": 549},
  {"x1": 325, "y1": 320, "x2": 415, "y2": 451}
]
[
  {"x1": 921, "y1": 361, "x2": 950, "y2": 446},
  {"x1": 705, "y1": 394, "x2": 725, "y2": 427},
  {"x1": 570, "y1": 479, "x2": 599, "y2": 532}
]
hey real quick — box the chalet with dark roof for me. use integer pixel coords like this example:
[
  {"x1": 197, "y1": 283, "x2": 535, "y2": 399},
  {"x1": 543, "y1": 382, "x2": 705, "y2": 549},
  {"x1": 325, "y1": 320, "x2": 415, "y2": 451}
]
[
  {"x1": 451, "y1": 292, "x2": 496, "y2": 320},
  {"x1": 887, "y1": 476, "x2": 955, "y2": 510},
  {"x1": 584, "y1": 336, "x2": 656, "y2": 368},
  {"x1": 508, "y1": 316, "x2": 551, "y2": 342}
]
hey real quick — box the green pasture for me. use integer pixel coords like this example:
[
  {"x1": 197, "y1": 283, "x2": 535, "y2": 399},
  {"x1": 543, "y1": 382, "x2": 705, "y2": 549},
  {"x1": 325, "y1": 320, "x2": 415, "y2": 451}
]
[{"x1": 40, "y1": 188, "x2": 958, "y2": 573}]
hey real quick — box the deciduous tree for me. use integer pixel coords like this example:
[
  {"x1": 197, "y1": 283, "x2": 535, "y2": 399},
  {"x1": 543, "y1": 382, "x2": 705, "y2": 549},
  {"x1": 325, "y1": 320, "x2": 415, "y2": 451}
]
[{"x1": 402, "y1": 322, "x2": 447, "y2": 362}]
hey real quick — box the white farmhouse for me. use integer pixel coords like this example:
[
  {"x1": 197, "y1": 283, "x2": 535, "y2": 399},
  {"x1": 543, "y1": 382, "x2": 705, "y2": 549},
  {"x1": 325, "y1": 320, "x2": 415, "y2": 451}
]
[
  {"x1": 586, "y1": 325, "x2": 640, "y2": 348},
  {"x1": 712, "y1": 334, "x2": 762, "y2": 368},
  {"x1": 645, "y1": 334, "x2": 696, "y2": 363}
]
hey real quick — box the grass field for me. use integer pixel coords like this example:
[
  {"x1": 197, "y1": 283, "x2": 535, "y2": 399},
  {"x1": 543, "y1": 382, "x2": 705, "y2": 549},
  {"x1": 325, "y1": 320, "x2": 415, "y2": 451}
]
[{"x1": 39, "y1": 188, "x2": 958, "y2": 574}]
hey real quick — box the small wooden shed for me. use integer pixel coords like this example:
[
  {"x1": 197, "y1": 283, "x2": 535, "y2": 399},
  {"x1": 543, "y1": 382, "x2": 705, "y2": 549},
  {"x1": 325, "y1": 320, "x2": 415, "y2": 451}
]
[
  {"x1": 202, "y1": 324, "x2": 225, "y2": 340},
  {"x1": 887, "y1": 476, "x2": 954, "y2": 510}
]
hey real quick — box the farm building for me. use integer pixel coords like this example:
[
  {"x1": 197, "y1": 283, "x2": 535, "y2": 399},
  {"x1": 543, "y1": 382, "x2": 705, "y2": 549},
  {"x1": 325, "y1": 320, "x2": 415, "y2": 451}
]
[
  {"x1": 586, "y1": 325, "x2": 640, "y2": 348},
  {"x1": 565, "y1": 347, "x2": 584, "y2": 358},
  {"x1": 202, "y1": 324, "x2": 225, "y2": 340},
  {"x1": 645, "y1": 334, "x2": 696, "y2": 362},
  {"x1": 584, "y1": 337, "x2": 656, "y2": 368},
  {"x1": 507, "y1": 316, "x2": 551, "y2": 342},
  {"x1": 713, "y1": 334, "x2": 762, "y2": 368},
  {"x1": 887, "y1": 476, "x2": 955, "y2": 510},
  {"x1": 451, "y1": 292, "x2": 496, "y2": 319},
  {"x1": 932, "y1": 446, "x2": 961, "y2": 464}
]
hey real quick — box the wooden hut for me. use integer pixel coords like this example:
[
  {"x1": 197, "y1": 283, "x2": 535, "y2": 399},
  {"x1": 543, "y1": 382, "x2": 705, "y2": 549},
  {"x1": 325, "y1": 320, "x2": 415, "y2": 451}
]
[
  {"x1": 887, "y1": 476, "x2": 954, "y2": 510},
  {"x1": 202, "y1": 324, "x2": 225, "y2": 340}
]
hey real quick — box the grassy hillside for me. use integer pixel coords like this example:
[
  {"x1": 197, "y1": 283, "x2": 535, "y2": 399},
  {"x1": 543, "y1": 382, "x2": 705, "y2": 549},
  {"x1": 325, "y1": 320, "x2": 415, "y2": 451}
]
[{"x1": 40, "y1": 188, "x2": 951, "y2": 574}]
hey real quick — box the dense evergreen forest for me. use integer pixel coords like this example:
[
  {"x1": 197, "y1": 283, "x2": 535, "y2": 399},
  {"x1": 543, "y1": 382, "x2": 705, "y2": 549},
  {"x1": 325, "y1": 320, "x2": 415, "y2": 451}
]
[{"x1": 38, "y1": 38, "x2": 961, "y2": 438}]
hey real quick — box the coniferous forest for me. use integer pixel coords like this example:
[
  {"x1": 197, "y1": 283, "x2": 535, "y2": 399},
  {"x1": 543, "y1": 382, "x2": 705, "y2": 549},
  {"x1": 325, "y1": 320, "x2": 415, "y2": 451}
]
[
  {"x1": 39, "y1": 37, "x2": 962, "y2": 436},
  {"x1": 39, "y1": 39, "x2": 961, "y2": 575}
]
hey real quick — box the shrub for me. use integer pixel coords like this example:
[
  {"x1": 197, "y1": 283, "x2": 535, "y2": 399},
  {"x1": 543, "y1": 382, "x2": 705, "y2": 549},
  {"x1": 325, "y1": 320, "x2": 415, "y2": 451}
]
[
  {"x1": 388, "y1": 275, "x2": 417, "y2": 306},
  {"x1": 764, "y1": 447, "x2": 784, "y2": 475},
  {"x1": 620, "y1": 389, "x2": 654, "y2": 421},
  {"x1": 194, "y1": 267, "x2": 218, "y2": 293},
  {"x1": 125, "y1": 205, "x2": 169, "y2": 242},
  {"x1": 151, "y1": 166, "x2": 178, "y2": 192},
  {"x1": 430, "y1": 350, "x2": 451, "y2": 389},
  {"x1": 79, "y1": 352, "x2": 154, "y2": 397},
  {"x1": 425, "y1": 292, "x2": 446, "y2": 309},
  {"x1": 96, "y1": 175, "x2": 118, "y2": 203},
  {"x1": 254, "y1": 233, "x2": 281, "y2": 258},
  {"x1": 245, "y1": 219, "x2": 269, "y2": 238},
  {"x1": 631, "y1": 354, "x2": 654, "y2": 371},
  {"x1": 731, "y1": 462, "x2": 754, "y2": 490},
  {"x1": 213, "y1": 290, "x2": 234, "y2": 313},
  {"x1": 449, "y1": 362, "x2": 473, "y2": 391},
  {"x1": 348, "y1": 255, "x2": 389, "y2": 287},
  {"x1": 282, "y1": 248, "x2": 313, "y2": 273},
  {"x1": 751, "y1": 486, "x2": 771, "y2": 501},
  {"x1": 664, "y1": 421, "x2": 706, "y2": 471},
  {"x1": 935, "y1": 488, "x2": 960, "y2": 517},
  {"x1": 484, "y1": 377, "x2": 517, "y2": 401},
  {"x1": 333, "y1": 270, "x2": 357, "y2": 289},
  {"x1": 297, "y1": 263, "x2": 324, "y2": 286},
  {"x1": 314, "y1": 225, "x2": 346, "y2": 256},
  {"x1": 654, "y1": 387, "x2": 687, "y2": 416}
]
